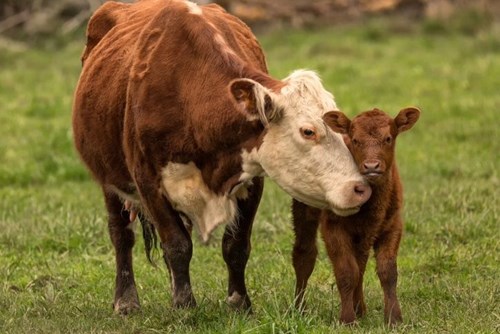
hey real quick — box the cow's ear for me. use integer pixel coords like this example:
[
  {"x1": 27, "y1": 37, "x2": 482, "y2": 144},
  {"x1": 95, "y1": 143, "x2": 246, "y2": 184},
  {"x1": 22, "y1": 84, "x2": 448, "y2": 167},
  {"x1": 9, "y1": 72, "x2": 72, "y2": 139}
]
[
  {"x1": 230, "y1": 79, "x2": 278, "y2": 127},
  {"x1": 323, "y1": 111, "x2": 350, "y2": 134},
  {"x1": 395, "y1": 107, "x2": 420, "y2": 133}
]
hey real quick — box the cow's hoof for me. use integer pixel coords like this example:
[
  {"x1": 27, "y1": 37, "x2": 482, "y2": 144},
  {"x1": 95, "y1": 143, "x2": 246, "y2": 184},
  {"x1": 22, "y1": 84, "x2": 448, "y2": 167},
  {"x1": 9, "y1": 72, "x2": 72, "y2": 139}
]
[
  {"x1": 294, "y1": 300, "x2": 308, "y2": 314},
  {"x1": 226, "y1": 291, "x2": 252, "y2": 312},
  {"x1": 113, "y1": 299, "x2": 140, "y2": 315},
  {"x1": 113, "y1": 286, "x2": 140, "y2": 315},
  {"x1": 173, "y1": 294, "x2": 197, "y2": 308}
]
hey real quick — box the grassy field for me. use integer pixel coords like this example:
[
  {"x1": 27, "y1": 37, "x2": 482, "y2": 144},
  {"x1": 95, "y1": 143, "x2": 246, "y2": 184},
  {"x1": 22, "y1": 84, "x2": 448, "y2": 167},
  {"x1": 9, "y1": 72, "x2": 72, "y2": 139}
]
[{"x1": 0, "y1": 16, "x2": 499, "y2": 334}]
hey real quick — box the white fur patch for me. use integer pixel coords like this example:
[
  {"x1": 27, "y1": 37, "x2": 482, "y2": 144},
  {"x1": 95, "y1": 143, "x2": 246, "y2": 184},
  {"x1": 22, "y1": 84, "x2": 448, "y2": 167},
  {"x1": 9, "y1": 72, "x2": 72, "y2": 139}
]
[
  {"x1": 240, "y1": 147, "x2": 266, "y2": 181},
  {"x1": 254, "y1": 69, "x2": 367, "y2": 212},
  {"x1": 161, "y1": 162, "x2": 239, "y2": 243},
  {"x1": 281, "y1": 69, "x2": 337, "y2": 112},
  {"x1": 186, "y1": 1, "x2": 202, "y2": 15}
]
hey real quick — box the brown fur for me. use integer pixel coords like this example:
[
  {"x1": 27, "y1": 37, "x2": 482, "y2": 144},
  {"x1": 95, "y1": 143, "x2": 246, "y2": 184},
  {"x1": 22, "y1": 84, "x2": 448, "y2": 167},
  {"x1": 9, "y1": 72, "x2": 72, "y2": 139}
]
[
  {"x1": 292, "y1": 107, "x2": 420, "y2": 325},
  {"x1": 73, "y1": 0, "x2": 285, "y2": 314}
]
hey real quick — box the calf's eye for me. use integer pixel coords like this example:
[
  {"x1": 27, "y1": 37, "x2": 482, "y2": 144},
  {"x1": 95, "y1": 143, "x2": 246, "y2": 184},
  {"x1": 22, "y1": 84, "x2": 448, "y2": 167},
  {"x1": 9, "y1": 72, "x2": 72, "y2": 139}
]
[{"x1": 385, "y1": 136, "x2": 392, "y2": 144}]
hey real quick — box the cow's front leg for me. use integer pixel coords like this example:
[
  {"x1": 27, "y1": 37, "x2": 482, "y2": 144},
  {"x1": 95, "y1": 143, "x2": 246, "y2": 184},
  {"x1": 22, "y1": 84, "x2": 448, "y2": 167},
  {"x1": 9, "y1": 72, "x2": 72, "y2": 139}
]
[
  {"x1": 104, "y1": 190, "x2": 140, "y2": 315},
  {"x1": 222, "y1": 178, "x2": 263, "y2": 311},
  {"x1": 135, "y1": 170, "x2": 196, "y2": 308}
]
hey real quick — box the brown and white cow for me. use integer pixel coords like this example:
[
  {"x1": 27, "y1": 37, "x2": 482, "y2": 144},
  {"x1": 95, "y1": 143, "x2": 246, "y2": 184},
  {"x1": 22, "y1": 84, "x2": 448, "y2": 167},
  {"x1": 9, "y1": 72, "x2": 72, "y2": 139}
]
[
  {"x1": 72, "y1": 0, "x2": 370, "y2": 314},
  {"x1": 292, "y1": 107, "x2": 420, "y2": 325}
]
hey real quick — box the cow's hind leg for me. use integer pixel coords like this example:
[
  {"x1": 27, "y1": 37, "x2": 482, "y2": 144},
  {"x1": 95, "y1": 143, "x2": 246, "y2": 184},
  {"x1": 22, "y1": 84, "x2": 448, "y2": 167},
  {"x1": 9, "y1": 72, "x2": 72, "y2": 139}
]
[
  {"x1": 136, "y1": 179, "x2": 196, "y2": 308},
  {"x1": 156, "y1": 203, "x2": 195, "y2": 308},
  {"x1": 104, "y1": 190, "x2": 140, "y2": 314},
  {"x1": 222, "y1": 178, "x2": 263, "y2": 311}
]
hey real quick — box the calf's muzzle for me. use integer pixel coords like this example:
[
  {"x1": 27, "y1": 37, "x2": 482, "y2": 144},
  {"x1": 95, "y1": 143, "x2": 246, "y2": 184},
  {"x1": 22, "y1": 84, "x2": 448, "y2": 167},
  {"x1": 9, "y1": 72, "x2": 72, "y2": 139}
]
[{"x1": 362, "y1": 159, "x2": 383, "y2": 176}]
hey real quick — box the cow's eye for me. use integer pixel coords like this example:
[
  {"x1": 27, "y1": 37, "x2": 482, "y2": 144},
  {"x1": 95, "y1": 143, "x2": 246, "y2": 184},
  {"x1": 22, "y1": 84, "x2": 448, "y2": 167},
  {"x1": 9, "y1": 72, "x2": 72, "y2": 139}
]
[
  {"x1": 300, "y1": 127, "x2": 317, "y2": 140},
  {"x1": 353, "y1": 138, "x2": 360, "y2": 146},
  {"x1": 385, "y1": 136, "x2": 392, "y2": 144}
]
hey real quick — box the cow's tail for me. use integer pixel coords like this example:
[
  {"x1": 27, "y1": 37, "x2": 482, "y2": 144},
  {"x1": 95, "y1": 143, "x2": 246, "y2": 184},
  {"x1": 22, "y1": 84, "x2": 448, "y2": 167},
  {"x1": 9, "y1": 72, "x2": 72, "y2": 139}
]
[{"x1": 138, "y1": 213, "x2": 158, "y2": 266}]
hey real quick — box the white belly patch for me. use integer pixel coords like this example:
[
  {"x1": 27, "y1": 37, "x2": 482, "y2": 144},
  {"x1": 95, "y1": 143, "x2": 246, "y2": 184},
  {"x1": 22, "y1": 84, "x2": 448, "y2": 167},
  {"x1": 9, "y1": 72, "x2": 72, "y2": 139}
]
[{"x1": 161, "y1": 161, "x2": 240, "y2": 243}]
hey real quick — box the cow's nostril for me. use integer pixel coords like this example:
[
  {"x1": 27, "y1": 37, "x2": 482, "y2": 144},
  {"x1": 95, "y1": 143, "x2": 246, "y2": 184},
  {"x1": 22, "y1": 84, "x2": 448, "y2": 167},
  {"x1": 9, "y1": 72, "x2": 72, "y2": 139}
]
[
  {"x1": 355, "y1": 183, "x2": 367, "y2": 195},
  {"x1": 354, "y1": 182, "x2": 372, "y2": 202}
]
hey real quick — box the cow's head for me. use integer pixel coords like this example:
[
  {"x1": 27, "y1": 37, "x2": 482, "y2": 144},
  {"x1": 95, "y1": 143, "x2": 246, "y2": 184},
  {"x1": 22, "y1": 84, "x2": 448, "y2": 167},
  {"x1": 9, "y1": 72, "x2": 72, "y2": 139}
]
[
  {"x1": 324, "y1": 107, "x2": 420, "y2": 185},
  {"x1": 230, "y1": 70, "x2": 371, "y2": 216}
]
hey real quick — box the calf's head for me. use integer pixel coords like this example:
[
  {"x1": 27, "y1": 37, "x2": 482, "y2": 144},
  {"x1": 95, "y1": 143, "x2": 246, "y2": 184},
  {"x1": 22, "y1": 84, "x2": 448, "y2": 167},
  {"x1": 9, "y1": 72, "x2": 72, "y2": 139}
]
[
  {"x1": 323, "y1": 107, "x2": 420, "y2": 184},
  {"x1": 230, "y1": 70, "x2": 371, "y2": 216}
]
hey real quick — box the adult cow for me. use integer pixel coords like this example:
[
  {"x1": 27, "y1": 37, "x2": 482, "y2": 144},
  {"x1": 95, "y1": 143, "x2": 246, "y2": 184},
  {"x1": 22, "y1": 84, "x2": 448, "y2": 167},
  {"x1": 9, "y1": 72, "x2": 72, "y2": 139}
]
[{"x1": 72, "y1": 0, "x2": 371, "y2": 314}]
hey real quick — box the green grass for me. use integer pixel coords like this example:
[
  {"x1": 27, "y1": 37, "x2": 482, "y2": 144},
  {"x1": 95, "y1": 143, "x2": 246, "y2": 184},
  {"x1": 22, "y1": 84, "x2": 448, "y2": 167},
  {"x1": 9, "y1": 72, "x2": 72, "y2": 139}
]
[{"x1": 1, "y1": 18, "x2": 499, "y2": 333}]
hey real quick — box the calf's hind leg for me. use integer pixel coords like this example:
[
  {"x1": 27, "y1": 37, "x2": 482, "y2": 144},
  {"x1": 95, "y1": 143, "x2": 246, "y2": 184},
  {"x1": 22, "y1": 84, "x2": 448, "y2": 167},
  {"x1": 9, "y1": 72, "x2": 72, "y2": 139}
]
[
  {"x1": 374, "y1": 218, "x2": 403, "y2": 325},
  {"x1": 104, "y1": 189, "x2": 140, "y2": 314},
  {"x1": 222, "y1": 178, "x2": 263, "y2": 311},
  {"x1": 291, "y1": 200, "x2": 320, "y2": 310}
]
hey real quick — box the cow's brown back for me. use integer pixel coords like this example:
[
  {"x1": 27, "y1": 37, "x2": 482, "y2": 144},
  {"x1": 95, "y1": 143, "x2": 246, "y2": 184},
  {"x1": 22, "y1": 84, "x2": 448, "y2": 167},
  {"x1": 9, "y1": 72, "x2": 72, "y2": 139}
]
[{"x1": 73, "y1": 0, "x2": 273, "y2": 191}]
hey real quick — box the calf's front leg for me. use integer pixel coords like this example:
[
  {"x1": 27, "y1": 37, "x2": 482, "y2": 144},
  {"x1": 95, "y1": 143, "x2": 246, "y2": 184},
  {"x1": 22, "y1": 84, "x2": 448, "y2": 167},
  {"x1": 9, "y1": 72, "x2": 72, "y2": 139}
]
[
  {"x1": 353, "y1": 250, "x2": 370, "y2": 318},
  {"x1": 321, "y1": 219, "x2": 359, "y2": 325}
]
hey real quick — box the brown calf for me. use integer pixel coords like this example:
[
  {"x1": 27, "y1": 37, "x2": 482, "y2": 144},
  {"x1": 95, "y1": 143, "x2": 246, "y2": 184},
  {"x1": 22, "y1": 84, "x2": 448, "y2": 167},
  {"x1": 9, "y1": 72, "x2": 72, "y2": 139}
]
[{"x1": 292, "y1": 107, "x2": 420, "y2": 325}]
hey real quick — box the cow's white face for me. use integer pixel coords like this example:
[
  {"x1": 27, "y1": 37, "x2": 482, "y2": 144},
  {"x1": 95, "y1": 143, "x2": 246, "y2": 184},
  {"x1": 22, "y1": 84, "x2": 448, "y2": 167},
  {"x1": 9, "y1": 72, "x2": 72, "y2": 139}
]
[{"x1": 231, "y1": 70, "x2": 371, "y2": 215}]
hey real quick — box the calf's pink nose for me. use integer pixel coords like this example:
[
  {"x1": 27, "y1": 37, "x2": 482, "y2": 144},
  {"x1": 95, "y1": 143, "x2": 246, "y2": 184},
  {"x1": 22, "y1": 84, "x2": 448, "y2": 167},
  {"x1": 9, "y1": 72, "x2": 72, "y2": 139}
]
[{"x1": 363, "y1": 160, "x2": 381, "y2": 171}]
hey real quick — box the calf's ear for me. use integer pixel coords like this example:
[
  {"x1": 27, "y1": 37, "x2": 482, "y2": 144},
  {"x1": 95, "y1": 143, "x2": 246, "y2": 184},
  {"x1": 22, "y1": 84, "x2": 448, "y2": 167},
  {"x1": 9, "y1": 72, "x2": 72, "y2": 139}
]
[
  {"x1": 323, "y1": 111, "x2": 351, "y2": 134},
  {"x1": 395, "y1": 107, "x2": 420, "y2": 133},
  {"x1": 230, "y1": 79, "x2": 279, "y2": 127}
]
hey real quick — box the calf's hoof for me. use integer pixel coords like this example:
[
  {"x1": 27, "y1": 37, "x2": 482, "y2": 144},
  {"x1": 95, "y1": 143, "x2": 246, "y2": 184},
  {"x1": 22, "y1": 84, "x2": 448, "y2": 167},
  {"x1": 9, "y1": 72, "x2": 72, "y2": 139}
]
[
  {"x1": 385, "y1": 304, "x2": 402, "y2": 326},
  {"x1": 355, "y1": 302, "x2": 367, "y2": 318},
  {"x1": 226, "y1": 291, "x2": 252, "y2": 312},
  {"x1": 386, "y1": 313, "x2": 403, "y2": 326},
  {"x1": 339, "y1": 312, "x2": 357, "y2": 326}
]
